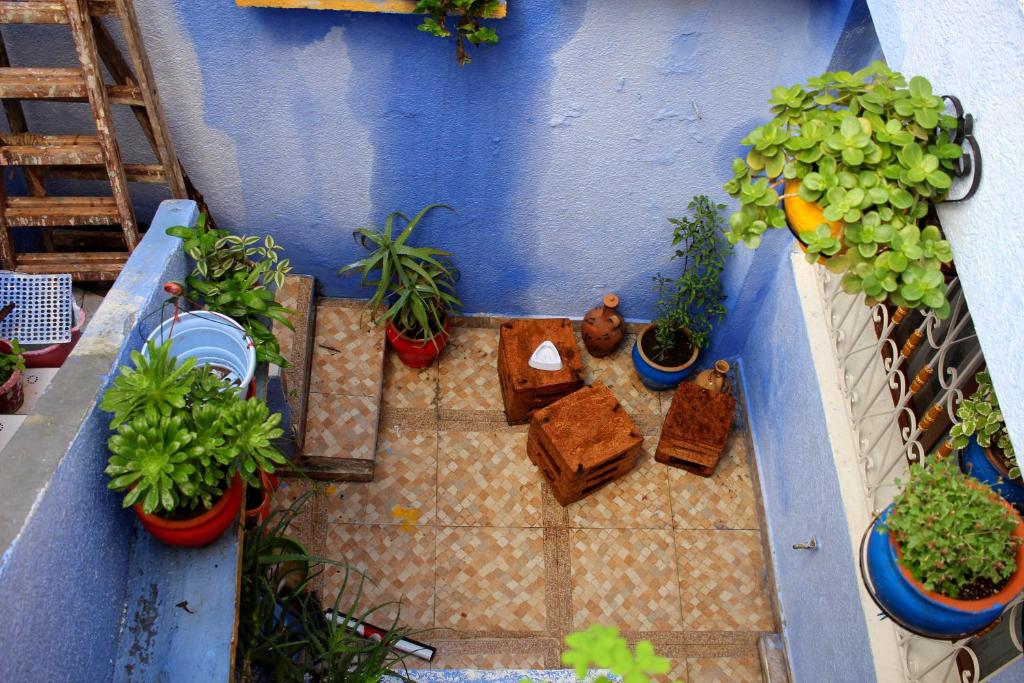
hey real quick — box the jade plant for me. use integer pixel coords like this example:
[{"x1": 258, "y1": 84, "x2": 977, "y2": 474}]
[
  {"x1": 951, "y1": 371, "x2": 1019, "y2": 480},
  {"x1": 416, "y1": 0, "x2": 500, "y2": 65},
  {"x1": 882, "y1": 457, "x2": 1021, "y2": 599},
  {"x1": 167, "y1": 213, "x2": 295, "y2": 367},
  {"x1": 0, "y1": 339, "x2": 25, "y2": 385},
  {"x1": 524, "y1": 625, "x2": 680, "y2": 683},
  {"x1": 102, "y1": 340, "x2": 287, "y2": 516},
  {"x1": 724, "y1": 61, "x2": 964, "y2": 318},
  {"x1": 650, "y1": 195, "x2": 731, "y2": 361},
  {"x1": 338, "y1": 204, "x2": 461, "y2": 344}
]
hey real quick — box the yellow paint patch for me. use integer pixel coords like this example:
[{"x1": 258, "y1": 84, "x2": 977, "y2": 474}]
[
  {"x1": 325, "y1": 484, "x2": 337, "y2": 495},
  {"x1": 392, "y1": 505, "x2": 421, "y2": 531},
  {"x1": 235, "y1": 0, "x2": 507, "y2": 18}
]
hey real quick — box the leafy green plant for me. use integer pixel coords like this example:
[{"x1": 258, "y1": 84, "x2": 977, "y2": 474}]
[
  {"x1": 882, "y1": 457, "x2": 1021, "y2": 599},
  {"x1": 167, "y1": 213, "x2": 295, "y2": 367},
  {"x1": 236, "y1": 492, "x2": 419, "y2": 682},
  {"x1": 523, "y1": 625, "x2": 680, "y2": 683},
  {"x1": 338, "y1": 204, "x2": 462, "y2": 343},
  {"x1": 416, "y1": 0, "x2": 500, "y2": 65},
  {"x1": 0, "y1": 339, "x2": 25, "y2": 385},
  {"x1": 951, "y1": 371, "x2": 1019, "y2": 480},
  {"x1": 724, "y1": 61, "x2": 963, "y2": 318},
  {"x1": 650, "y1": 195, "x2": 732, "y2": 361},
  {"x1": 103, "y1": 340, "x2": 287, "y2": 516}
]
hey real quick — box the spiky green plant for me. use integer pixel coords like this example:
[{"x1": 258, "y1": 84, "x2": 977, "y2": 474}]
[
  {"x1": 100, "y1": 339, "x2": 197, "y2": 428},
  {"x1": 217, "y1": 398, "x2": 288, "y2": 488}
]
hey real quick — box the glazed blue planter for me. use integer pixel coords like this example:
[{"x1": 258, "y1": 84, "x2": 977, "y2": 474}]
[
  {"x1": 631, "y1": 325, "x2": 698, "y2": 391},
  {"x1": 960, "y1": 437, "x2": 1024, "y2": 510},
  {"x1": 865, "y1": 506, "x2": 1014, "y2": 638}
]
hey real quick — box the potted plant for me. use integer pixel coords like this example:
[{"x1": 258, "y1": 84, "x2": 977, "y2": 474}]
[
  {"x1": 101, "y1": 339, "x2": 288, "y2": 547},
  {"x1": 724, "y1": 61, "x2": 965, "y2": 318},
  {"x1": 952, "y1": 371, "x2": 1022, "y2": 508},
  {"x1": 864, "y1": 457, "x2": 1024, "y2": 638},
  {"x1": 415, "y1": 0, "x2": 500, "y2": 66},
  {"x1": 632, "y1": 195, "x2": 731, "y2": 390},
  {"x1": 167, "y1": 213, "x2": 296, "y2": 367},
  {"x1": 0, "y1": 339, "x2": 25, "y2": 414},
  {"x1": 339, "y1": 204, "x2": 462, "y2": 369}
]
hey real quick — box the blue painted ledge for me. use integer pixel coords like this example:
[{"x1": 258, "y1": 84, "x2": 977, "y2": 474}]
[{"x1": 397, "y1": 672, "x2": 612, "y2": 682}]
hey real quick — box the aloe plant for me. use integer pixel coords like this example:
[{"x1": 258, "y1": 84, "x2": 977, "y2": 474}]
[
  {"x1": 724, "y1": 62, "x2": 964, "y2": 318},
  {"x1": 339, "y1": 204, "x2": 462, "y2": 342}
]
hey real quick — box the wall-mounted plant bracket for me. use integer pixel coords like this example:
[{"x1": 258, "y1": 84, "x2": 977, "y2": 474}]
[{"x1": 943, "y1": 94, "x2": 982, "y2": 203}]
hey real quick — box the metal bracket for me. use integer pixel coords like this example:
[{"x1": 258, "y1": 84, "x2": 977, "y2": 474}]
[{"x1": 942, "y1": 94, "x2": 982, "y2": 203}]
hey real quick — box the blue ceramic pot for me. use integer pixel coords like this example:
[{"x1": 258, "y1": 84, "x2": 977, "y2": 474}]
[
  {"x1": 960, "y1": 437, "x2": 1024, "y2": 510},
  {"x1": 865, "y1": 505, "x2": 1021, "y2": 638},
  {"x1": 631, "y1": 324, "x2": 698, "y2": 391}
]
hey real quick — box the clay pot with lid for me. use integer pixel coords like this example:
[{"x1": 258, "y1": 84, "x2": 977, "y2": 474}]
[{"x1": 581, "y1": 294, "x2": 624, "y2": 358}]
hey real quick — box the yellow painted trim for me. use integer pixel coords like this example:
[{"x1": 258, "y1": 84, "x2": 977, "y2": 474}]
[{"x1": 234, "y1": 0, "x2": 507, "y2": 18}]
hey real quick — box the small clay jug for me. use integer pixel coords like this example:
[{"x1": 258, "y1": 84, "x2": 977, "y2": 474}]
[
  {"x1": 581, "y1": 294, "x2": 624, "y2": 358},
  {"x1": 694, "y1": 360, "x2": 731, "y2": 394}
]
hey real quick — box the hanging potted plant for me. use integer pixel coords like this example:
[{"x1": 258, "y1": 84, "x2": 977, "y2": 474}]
[
  {"x1": 101, "y1": 339, "x2": 288, "y2": 547},
  {"x1": 338, "y1": 204, "x2": 462, "y2": 369},
  {"x1": 724, "y1": 61, "x2": 966, "y2": 318},
  {"x1": 0, "y1": 339, "x2": 26, "y2": 414},
  {"x1": 952, "y1": 371, "x2": 1022, "y2": 508},
  {"x1": 863, "y1": 457, "x2": 1024, "y2": 638},
  {"x1": 632, "y1": 195, "x2": 731, "y2": 390}
]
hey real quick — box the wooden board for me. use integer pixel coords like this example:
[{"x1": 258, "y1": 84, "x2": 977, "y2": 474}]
[{"x1": 235, "y1": 0, "x2": 507, "y2": 17}]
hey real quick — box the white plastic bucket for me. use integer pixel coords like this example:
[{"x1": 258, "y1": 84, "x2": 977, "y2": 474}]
[{"x1": 145, "y1": 310, "x2": 256, "y2": 392}]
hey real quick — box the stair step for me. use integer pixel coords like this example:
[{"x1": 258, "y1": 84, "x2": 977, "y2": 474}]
[
  {"x1": 271, "y1": 274, "x2": 317, "y2": 452},
  {"x1": 4, "y1": 195, "x2": 120, "y2": 227},
  {"x1": 0, "y1": 1, "x2": 115, "y2": 24},
  {"x1": 0, "y1": 68, "x2": 143, "y2": 105},
  {"x1": 0, "y1": 133, "x2": 103, "y2": 165},
  {"x1": 15, "y1": 251, "x2": 127, "y2": 281},
  {"x1": 47, "y1": 163, "x2": 167, "y2": 184}
]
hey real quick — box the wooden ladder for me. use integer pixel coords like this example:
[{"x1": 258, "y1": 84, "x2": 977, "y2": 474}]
[{"x1": 0, "y1": 0, "x2": 199, "y2": 280}]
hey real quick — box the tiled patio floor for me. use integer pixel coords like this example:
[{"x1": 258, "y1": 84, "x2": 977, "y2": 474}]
[{"x1": 276, "y1": 319, "x2": 777, "y2": 682}]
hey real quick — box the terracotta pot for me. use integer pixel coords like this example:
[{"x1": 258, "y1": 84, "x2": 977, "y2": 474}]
[
  {"x1": 694, "y1": 360, "x2": 731, "y2": 394},
  {"x1": 783, "y1": 180, "x2": 844, "y2": 265},
  {"x1": 244, "y1": 471, "x2": 278, "y2": 529},
  {"x1": 0, "y1": 340, "x2": 25, "y2": 414},
  {"x1": 386, "y1": 319, "x2": 451, "y2": 368},
  {"x1": 134, "y1": 475, "x2": 244, "y2": 547},
  {"x1": 631, "y1": 324, "x2": 699, "y2": 391},
  {"x1": 581, "y1": 293, "x2": 624, "y2": 358}
]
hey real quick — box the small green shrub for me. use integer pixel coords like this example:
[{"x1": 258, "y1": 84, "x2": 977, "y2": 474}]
[
  {"x1": 951, "y1": 371, "x2": 1018, "y2": 479},
  {"x1": 882, "y1": 458, "x2": 1021, "y2": 598},
  {"x1": 0, "y1": 339, "x2": 26, "y2": 385},
  {"x1": 415, "y1": 0, "x2": 500, "y2": 65},
  {"x1": 524, "y1": 625, "x2": 680, "y2": 683}
]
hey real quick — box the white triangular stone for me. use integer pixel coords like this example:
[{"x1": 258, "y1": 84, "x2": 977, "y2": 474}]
[{"x1": 528, "y1": 340, "x2": 562, "y2": 371}]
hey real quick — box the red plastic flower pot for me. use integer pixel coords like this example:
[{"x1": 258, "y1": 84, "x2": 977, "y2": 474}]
[
  {"x1": 385, "y1": 319, "x2": 451, "y2": 368},
  {"x1": 134, "y1": 475, "x2": 244, "y2": 547},
  {"x1": 24, "y1": 305, "x2": 86, "y2": 368},
  {"x1": 244, "y1": 471, "x2": 278, "y2": 529},
  {"x1": 0, "y1": 339, "x2": 25, "y2": 414}
]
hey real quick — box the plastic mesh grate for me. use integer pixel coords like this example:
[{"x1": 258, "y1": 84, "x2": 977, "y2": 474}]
[{"x1": 0, "y1": 272, "x2": 73, "y2": 345}]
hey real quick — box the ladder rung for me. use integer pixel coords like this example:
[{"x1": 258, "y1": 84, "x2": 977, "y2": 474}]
[
  {"x1": 0, "y1": 68, "x2": 144, "y2": 105},
  {"x1": 4, "y1": 196, "x2": 120, "y2": 227},
  {"x1": 0, "y1": 133, "x2": 103, "y2": 165},
  {"x1": 0, "y1": 1, "x2": 116, "y2": 24},
  {"x1": 15, "y1": 251, "x2": 127, "y2": 281},
  {"x1": 47, "y1": 163, "x2": 168, "y2": 184}
]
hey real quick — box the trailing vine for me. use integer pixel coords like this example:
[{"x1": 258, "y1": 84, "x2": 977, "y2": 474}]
[{"x1": 415, "y1": 0, "x2": 500, "y2": 65}]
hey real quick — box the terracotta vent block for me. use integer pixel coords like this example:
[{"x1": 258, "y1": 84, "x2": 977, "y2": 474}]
[
  {"x1": 527, "y1": 382, "x2": 644, "y2": 506},
  {"x1": 497, "y1": 317, "x2": 584, "y2": 424},
  {"x1": 655, "y1": 381, "x2": 736, "y2": 477}
]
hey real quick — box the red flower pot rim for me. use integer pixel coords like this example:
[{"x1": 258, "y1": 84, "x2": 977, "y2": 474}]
[
  {"x1": 385, "y1": 319, "x2": 451, "y2": 348},
  {"x1": 134, "y1": 474, "x2": 243, "y2": 531}
]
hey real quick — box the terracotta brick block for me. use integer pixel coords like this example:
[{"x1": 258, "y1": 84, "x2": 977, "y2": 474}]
[
  {"x1": 527, "y1": 382, "x2": 644, "y2": 506},
  {"x1": 497, "y1": 318, "x2": 584, "y2": 424},
  {"x1": 655, "y1": 381, "x2": 736, "y2": 477}
]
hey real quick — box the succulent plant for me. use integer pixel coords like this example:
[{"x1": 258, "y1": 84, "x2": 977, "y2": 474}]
[
  {"x1": 217, "y1": 398, "x2": 288, "y2": 488},
  {"x1": 0, "y1": 339, "x2": 25, "y2": 385},
  {"x1": 724, "y1": 61, "x2": 964, "y2": 318},
  {"x1": 952, "y1": 371, "x2": 1019, "y2": 479},
  {"x1": 100, "y1": 340, "x2": 197, "y2": 428}
]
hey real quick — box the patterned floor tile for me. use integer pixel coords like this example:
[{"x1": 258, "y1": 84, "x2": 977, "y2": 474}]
[
  {"x1": 579, "y1": 334, "x2": 660, "y2": 416},
  {"x1": 675, "y1": 530, "x2": 774, "y2": 631},
  {"x1": 445, "y1": 327, "x2": 500, "y2": 360},
  {"x1": 310, "y1": 304, "x2": 384, "y2": 396},
  {"x1": 304, "y1": 392, "x2": 378, "y2": 460},
  {"x1": 567, "y1": 446, "x2": 672, "y2": 529},
  {"x1": 329, "y1": 427, "x2": 437, "y2": 525},
  {"x1": 435, "y1": 526, "x2": 546, "y2": 632},
  {"x1": 437, "y1": 431, "x2": 542, "y2": 527},
  {"x1": 438, "y1": 327, "x2": 504, "y2": 412},
  {"x1": 430, "y1": 651, "x2": 548, "y2": 670},
  {"x1": 382, "y1": 351, "x2": 438, "y2": 411},
  {"x1": 570, "y1": 528, "x2": 682, "y2": 631},
  {"x1": 322, "y1": 523, "x2": 436, "y2": 629},
  {"x1": 668, "y1": 434, "x2": 758, "y2": 530},
  {"x1": 687, "y1": 656, "x2": 762, "y2": 683}
]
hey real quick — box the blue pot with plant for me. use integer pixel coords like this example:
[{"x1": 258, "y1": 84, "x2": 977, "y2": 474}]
[
  {"x1": 632, "y1": 195, "x2": 731, "y2": 391},
  {"x1": 863, "y1": 458, "x2": 1024, "y2": 638},
  {"x1": 951, "y1": 371, "x2": 1023, "y2": 508}
]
